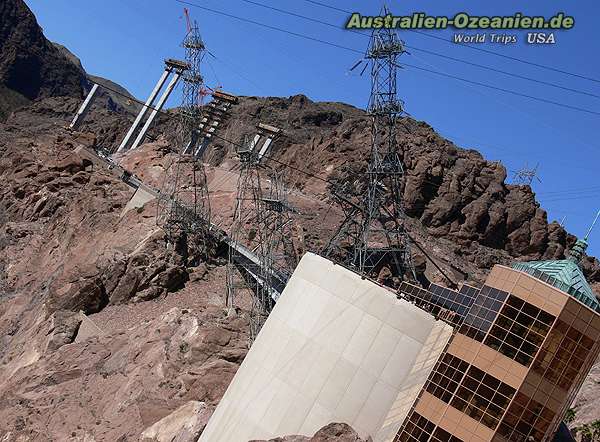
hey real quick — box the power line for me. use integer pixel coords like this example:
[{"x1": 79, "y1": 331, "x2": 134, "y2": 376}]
[
  {"x1": 93, "y1": 77, "x2": 337, "y2": 186},
  {"x1": 404, "y1": 64, "x2": 600, "y2": 117},
  {"x1": 234, "y1": 0, "x2": 600, "y2": 100},
  {"x1": 94, "y1": 79, "x2": 589, "y2": 202},
  {"x1": 537, "y1": 186, "x2": 600, "y2": 196},
  {"x1": 177, "y1": 0, "x2": 600, "y2": 117},
  {"x1": 300, "y1": 0, "x2": 600, "y2": 85},
  {"x1": 89, "y1": 58, "x2": 582, "y2": 284}
]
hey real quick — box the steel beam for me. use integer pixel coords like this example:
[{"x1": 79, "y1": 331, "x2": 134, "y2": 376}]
[
  {"x1": 69, "y1": 83, "x2": 99, "y2": 130},
  {"x1": 129, "y1": 71, "x2": 181, "y2": 150},
  {"x1": 116, "y1": 68, "x2": 171, "y2": 153}
]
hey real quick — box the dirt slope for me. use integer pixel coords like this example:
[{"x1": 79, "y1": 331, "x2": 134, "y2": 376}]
[{"x1": 1, "y1": 0, "x2": 600, "y2": 440}]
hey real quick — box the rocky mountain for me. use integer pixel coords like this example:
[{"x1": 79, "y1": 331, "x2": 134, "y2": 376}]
[
  {"x1": 1, "y1": 0, "x2": 600, "y2": 440},
  {"x1": 0, "y1": 0, "x2": 84, "y2": 120},
  {"x1": 53, "y1": 42, "x2": 141, "y2": 115},
  {"x1": 0, "y1": 0, "x2": 138, "y2": 122}
]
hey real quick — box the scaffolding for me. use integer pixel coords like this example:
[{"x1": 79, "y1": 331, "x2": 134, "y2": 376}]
[
  {"x1": 226, "y1": 125, "x2": 297, "y2": 340},
  {"x1": 325, "y1": 7, "x2": 415, "y2": 284},
  {"x1": 156, "y1": 18, "x2": 211, "y2": 257}
]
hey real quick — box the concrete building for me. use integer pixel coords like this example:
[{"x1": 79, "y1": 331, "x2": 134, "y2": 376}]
[
  {"x1": 200, "y1": 253, "x2": 454, "y2": 442},
  {"x1": 395, "y1": 237, "x2": 600, "y2": 442}
]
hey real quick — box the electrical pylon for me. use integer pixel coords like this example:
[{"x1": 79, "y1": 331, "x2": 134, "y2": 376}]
[
  {"x1": 157, "y1": 15, "x2": 211, "y2": 257},
  {"x1": 226, "y1": 131, "x2": 297, "y2": 341},
  {"x1": 513, "y1": 162, "x2": 541, "y2": 186},
  {"x1": 325, "y1": 6, "x2": 415, "y2": 284}
]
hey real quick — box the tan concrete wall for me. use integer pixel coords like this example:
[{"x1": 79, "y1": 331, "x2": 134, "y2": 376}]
[
  {"x1": 199, "y1": 253, "x2": 453, "y2": 442},
  {"x1": 74, "y1": 311, "x2": 104, "y2": 343},
  {"x1": 121, "y1": 185, "x2": 156, "y2": 216}
]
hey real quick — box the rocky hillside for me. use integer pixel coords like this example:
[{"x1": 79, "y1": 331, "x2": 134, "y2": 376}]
[
  {"x1": 0, "y1": 0, "x2": 138, "y2": 122},
  {"x1": 0, "y1": 0, "x2": 84, "y2": 119},
  {"x1": 1, "y1": 0, "x2": 600, "y2": 440},
  {"x1": 53, "y1": 42, "x2": 141, "y2": 115},
  {"x1": 205, "y1": 95, "x2": 600, "y2": 289}
]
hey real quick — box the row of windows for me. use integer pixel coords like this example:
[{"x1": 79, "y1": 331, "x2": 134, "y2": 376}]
[
  {"x1": 395, "y1": 411, "x2": 463, "y2": 442},
  {"x1": 424, "y1": 354, "x2": 516, "y2": 431},
  {"x1": 425, "y1": 354, "x2": 468, "y2": 403},
  {"x1": 449, "y1": 365, "x2": 515, "y2": 430},
  {"x1": 430, "y1": 283, "x2": 478, "y2": 318},
  {"x1": 495, "y1": 307, "x2": 597, "y2": 440},
  {"x1": 498, "y1": 392, "x2": 556, "y2": 442},
  {"x1": 533, "y1": 318, "x2": 594, "y2": 393},
  {"x1": 483, "y1": 295, "x2": 555, "y2": 367},
  {"x1": 399, "y1": 282, "x2": 477, "y2": 327}
]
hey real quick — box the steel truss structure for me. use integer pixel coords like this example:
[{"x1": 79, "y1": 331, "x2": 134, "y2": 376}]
[
  {"x1": 156, "y1": 19, "x2": 211, "y2": 256},
  {"x1": 325, "y1": 9, "x2": 415, "y2": 284},
  {"x1": 226, "y1": 126, "x2": 297, "y2": 340}
]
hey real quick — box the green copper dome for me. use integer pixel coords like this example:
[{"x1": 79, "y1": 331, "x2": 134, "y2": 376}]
[{"x1": 512, "y1": 238, "x2": 600, "y2": 313}]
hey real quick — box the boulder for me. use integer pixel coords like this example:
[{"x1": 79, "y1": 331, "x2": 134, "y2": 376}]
[{"x1": 140, "y1": 401, "x2": 210, "y2": 442}]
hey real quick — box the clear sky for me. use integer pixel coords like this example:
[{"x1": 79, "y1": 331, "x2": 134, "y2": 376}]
[{"x1": 25, "y1": 0, "x2": 600, "y2": 256}]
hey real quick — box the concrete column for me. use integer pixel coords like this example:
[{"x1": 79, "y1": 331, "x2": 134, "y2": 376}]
[
  {"x1": 129, "y1": 71, "x2": 181, "y2": 151},
  {"x1": 69, "y1": 83, "x2": 99, "y2": 130},
  {"x1": 257, "y1": 137, "x2": 273, "y2": 160},
  {"x1": 116, "y1": 68, "x2": 171, "y2": 153}
]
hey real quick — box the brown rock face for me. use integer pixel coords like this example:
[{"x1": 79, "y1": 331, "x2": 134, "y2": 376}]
[
  {"x1": 2, "y1": 89, "x2": 600, "y2": 440},
  {"x1": 182, "y1": 94, "x2": 600, "y2": 288},
  {"x1": 0, "y1": 307, "x2": 249, "y2": 441},
  {"x1": 0, "y1": 0, "x2": 85, "y2": 119},
  {"x1": 0, "y1": 9, "x2": 599, "y2": 436}
]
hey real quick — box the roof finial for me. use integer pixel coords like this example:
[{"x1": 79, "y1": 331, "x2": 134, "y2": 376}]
[
  {"x1": 568, "y1": 209, "x2": 599, "y2": 264},
  {"x1": 584, "y1": 209, "x2": 600, "y2": 241}
]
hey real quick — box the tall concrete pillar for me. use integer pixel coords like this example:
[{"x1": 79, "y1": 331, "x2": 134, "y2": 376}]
[
  {"x1": 69, "y1": 83, "x2": 99, "y2": 130},
  {"x1": 129, "y1": 71, "x2": 182, "y2": 151},
  {"x1": 116, "y1": 68, "x2": 172, "y2": 153}
]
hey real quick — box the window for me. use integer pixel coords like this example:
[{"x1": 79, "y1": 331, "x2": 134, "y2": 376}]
[
  {"x1": 497, "y1": 392, "x2": 556, "y2": 442},
  {"x1": 425, "y1": 354, "x2": 468, "y2": 404},
  {"x1": 399, "y1": 282, "x2": 478, "y2": 327},
  {"x1": 532, "y1": 318, "x2": 594, "y2": 391},
  {"x1": 395, "y1": 411, "x2": 436, "y2": 441},
  {"x1": 459, "y1": 286, "x2": 507, "y2": 342},
  {"x1": 484, "y1": 295, "x2": 555, "y2": 367},
  {"x1": 449, "y1": 365, "x2": 516, "y2": 430},
  {"x1": 424, "y1": 353, "x2": 516, "y2": 431},
  {"x1": 395, "y1": 411, "x2": 464, "y2": 442}
]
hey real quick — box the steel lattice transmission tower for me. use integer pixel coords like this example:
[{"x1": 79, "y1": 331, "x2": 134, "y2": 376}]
[
  {"x1": 157, "y1": 14, "x2": 211, "y2": 255},
  {"x1": 325, "y1": 9, "x2": 415, "y2": 283},
  {"x1": 513, "y1": 162, "x2": 541, "y2": 186},
  {"x1": 226, "y1": 129, "x2": 297, "y2": 340}
]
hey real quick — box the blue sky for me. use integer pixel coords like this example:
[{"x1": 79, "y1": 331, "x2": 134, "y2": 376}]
[{"x1": 26, "y1": 0, "x2": 600, "y2": 255}]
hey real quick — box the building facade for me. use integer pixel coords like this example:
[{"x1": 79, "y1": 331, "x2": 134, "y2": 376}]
[
  {"x1": 200, "y1": 253, "x2": 453, "y2": 442},
  {"x1": 395, "y1": 238, "x2": 600, "y2": 442}
]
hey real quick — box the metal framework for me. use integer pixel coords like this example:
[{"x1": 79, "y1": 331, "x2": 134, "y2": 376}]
[
  {"x1": 156, "y1": 19, "x2": 211, "y2": 255},
  {"x1": 513, "y1": 162, "x2": 541, "y2": 186},
  {"x1": 183, "y1": 90, "x2": 239, "y2": 158},
  {"x1": 226, "y1": 126, "x2": 297, "y2": 340},
  {"x1": 325, "y1": 9, "x2": 415, "y2": 283}
]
